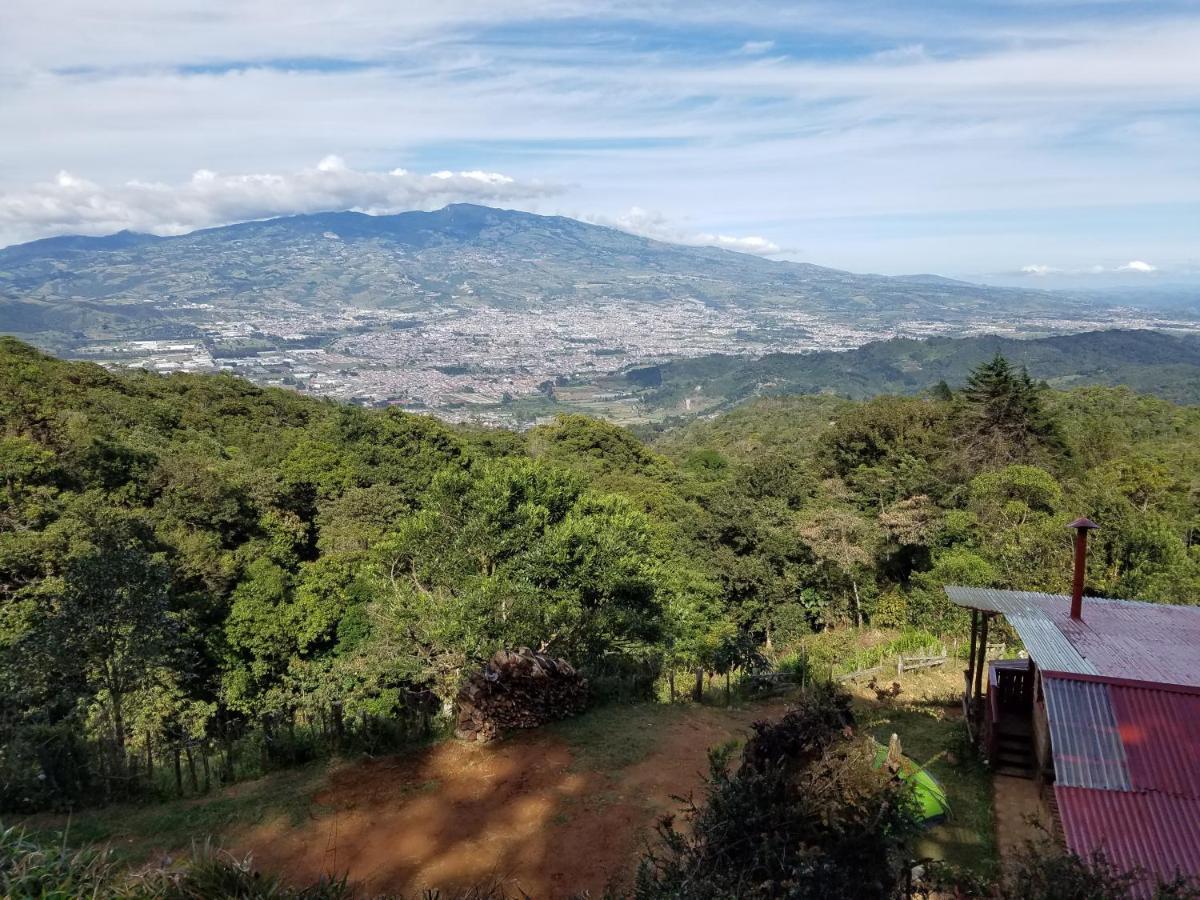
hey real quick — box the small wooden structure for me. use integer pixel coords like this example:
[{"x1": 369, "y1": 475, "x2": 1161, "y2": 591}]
[{"x1": 957, "y1": 601, "x2": 1043, "y2": 778}]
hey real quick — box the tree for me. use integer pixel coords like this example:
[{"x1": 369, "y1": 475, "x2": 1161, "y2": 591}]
[
  {"x1": 373, "y1": 458, "x2": 682, "y2": 700},
  {"x1": 796, "y1": 505, "x2": 879, "y2": 627},
  {"x1": 961, "y1": 354, "x2": 1062, "y2": 465},
  {"x1": 21, "y1": 505, "x2": 175, "y2": 773},
  {"x1": 820, "y1": 395, "x2": 954, "y2": 507},
  {"x1": 967, "y1": 465, "x2": 1066, "y2": 590}
]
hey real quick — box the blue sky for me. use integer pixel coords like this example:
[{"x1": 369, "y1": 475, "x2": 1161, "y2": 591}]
[{"x1": 1, "y1": 0, "x2": 1197, "y2": 283}]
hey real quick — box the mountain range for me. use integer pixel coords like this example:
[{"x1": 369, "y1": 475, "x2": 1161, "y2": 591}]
[
  {"x1": 0, "y1": 203, "x2": 1165, "y2": 337},
  {"x1": 2, "y1": 204, "x2": 1197, "y2": 425}
]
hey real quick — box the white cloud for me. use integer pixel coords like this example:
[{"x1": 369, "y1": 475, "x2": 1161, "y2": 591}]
[
  {"x1": 871, "y1": 43, "x2": 929, "y2": 64},
  {"x1": 737, "y1": 40, "x2": 776, "y2": 55},
  {"x1": 591, "y1": 207, "x2": 782, "y2": 256},
  {"x1": 1018, "y1": 260, "x2": 1161, "y2": 277},
  {"x1": 0, "y1": 161, "x2": 560, "y2": 244},
  {"x1": 1, "y1": 3, "x2": 1198, "y2": 270},
  {"x1": 703, "y1": 233, "x2": 783, "y2": 254}
]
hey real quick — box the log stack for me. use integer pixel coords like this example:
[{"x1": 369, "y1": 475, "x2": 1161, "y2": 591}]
[{"x1": 454, "y1": 647, "x2": 589, "y2": 742}]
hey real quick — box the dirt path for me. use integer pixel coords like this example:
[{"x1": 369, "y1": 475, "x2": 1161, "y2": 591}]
[
  {"x1": 992, "y1": 774, "x2": 1051, "y2": 873},
  {"x1": 234, "y1": 702, "x2": 787, "y2": 898}
]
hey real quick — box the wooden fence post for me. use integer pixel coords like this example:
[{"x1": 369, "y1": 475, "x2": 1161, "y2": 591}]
[{"x1": 331, "y1": 701, "x2": 345, "y2": 750}]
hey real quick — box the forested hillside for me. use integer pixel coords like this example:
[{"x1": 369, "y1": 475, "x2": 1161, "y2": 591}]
[
  {"x1": 2, "y1": 337, "x2": 1198, "y2": 812},
  {"x1": 614, "y1": 328, "x2": 1200, "y2": 413}
]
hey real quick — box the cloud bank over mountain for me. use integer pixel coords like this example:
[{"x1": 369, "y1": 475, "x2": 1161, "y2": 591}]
[{"x1": 0, "y1": 158, "x2": 560, "y2": 242}]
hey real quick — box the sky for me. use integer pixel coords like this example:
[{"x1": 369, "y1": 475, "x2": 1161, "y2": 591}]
[{"x1": 1, "y1": 1, "x2": 1198, "y2": 284}]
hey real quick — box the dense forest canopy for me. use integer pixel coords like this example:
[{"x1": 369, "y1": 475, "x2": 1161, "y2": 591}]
[{"x1": 1, "y1": 337, "x2": 1198, "y2": 811}]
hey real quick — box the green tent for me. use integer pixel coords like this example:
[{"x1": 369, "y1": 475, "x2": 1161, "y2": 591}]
[{"x1": 872, "y1": 741, "x2": 950, "y2": 824}]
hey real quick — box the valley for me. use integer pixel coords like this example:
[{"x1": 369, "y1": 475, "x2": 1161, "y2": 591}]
[{"x1": 4, "y1": 205, "x2": 1196, "y2": 425}]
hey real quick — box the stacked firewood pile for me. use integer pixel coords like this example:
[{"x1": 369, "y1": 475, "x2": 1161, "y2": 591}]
[{"x1": 454, "y1": 647, "x2": 589, "y2": 742}]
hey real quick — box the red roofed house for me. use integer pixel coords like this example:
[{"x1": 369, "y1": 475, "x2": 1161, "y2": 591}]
[{"x1": 946, "y1": 520, "x2": 1200, "y2": 895}]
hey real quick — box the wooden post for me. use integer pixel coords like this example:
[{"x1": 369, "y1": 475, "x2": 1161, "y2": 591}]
[
  {"x1": 973, "y1": 614, "x2": 990, "y2": 705},
  {"x1": 331, "y1": 702, "x2": 345, "y2": 750},
  {"x1": 967, "y1": 609, "x2": 979, "y2": 694},
  {"x1": 261, "y1": 717, "x2": 271, "y2": 769}
]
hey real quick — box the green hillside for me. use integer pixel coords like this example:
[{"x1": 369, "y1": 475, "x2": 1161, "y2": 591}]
[
  {"x1": 611, "y1": 329, "x2": 1200, "y2": 414},
  {"x1": 2, "y1": 336, "x2": 1198, "y2": 818}
]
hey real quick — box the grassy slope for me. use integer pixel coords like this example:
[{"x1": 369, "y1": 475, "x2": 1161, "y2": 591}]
[
  {"x1": 24, "y1": 764, "x2": 333, "y2": 867},
  {"x1": 22, "y1": 677, "x2": 996, "y2": 882}
]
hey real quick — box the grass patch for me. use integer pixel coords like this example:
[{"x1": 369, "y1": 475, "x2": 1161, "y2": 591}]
[
  {"x1": 20, "y1": 760, "x2": 333, "y2": 866},
  {"x1": 854, "y1": 681, "x2": 997, "y2": 878},
  {"x1": 547, "y1": 702, "x2": 688, "y2": 774}
]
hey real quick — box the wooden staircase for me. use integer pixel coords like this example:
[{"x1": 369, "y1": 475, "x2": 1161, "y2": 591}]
[
  {"x1": 993, "y1": 716, "x2": 1036, "y2": 777},
  {"x1": 988, "y1": 660, "x2": 1037, "y2": 778}
]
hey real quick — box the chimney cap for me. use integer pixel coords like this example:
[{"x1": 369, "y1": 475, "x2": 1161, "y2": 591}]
[{"x1": 1068, "y1": 516, "x2": 1099, "y2": 531}]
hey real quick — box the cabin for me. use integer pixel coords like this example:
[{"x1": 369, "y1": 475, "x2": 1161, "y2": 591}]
[{"x1": 946, "y1": 519, "x2": 1200, "y2": 894}]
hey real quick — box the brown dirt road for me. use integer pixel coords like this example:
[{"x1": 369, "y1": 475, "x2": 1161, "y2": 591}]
[{"x1": 233, "y1": 702, "x2": 788, "y2": 898}]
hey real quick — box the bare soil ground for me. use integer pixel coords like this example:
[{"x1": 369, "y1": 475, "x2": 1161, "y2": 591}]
[
  {"x1": 30, "y1": 666, "x2": 996, "y2": 897},
  {"x1": 232, "y1": 701, "x2": 789, "y2": 899},
  {"x1": 992, "y1": 774, "x2": 1054, "y2": 874}
]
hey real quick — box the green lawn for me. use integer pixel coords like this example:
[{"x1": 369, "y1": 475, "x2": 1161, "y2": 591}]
[{"x1": 854, "y1": 674, "x2": 997, "y2": 878}]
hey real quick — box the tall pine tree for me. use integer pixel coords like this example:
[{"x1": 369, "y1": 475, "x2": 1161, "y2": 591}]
[{"x1": 961, "y1": 353, "x2": 1062, "y2": 464}]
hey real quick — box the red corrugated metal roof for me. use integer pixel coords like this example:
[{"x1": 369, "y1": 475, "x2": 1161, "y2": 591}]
[
  {"x1": 1056, "y1": 787, "x2": 1200, "y2": 897},
  {"x1": 944, "y1": 589, "x2": 1200, "y2": 685},
  {"x1": 949, "y1": 587, "x2": 1200, "y2": 888},
  {"x1": 1046, "y1": 597, "x2": 1200, "y2": 686},
  {"x1": 1109, "y1": 681, "x2": 1200, "y2": 800}
]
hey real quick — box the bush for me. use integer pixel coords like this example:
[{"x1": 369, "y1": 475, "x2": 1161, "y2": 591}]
[
  {"x1": 634, "y1": 684, "x2": 921, "y2": 899},
  {"x1": 740, "y1": 682, "x2": 855, "y2": 774},
  {"x1": 925, "y1": 837, "x2": 1200, "y2": 900},
  {"x1": 1002, "y1": 840, "x2": 1200, "y2": 900}
]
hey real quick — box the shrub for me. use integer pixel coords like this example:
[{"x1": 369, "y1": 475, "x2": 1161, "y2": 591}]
[
  {"x1": 1002, "y1": 840, "x2": 1200, "y2": 900},
  {"x1": 634, "y1": 684, "x2": 921, "y2": 899},
  {"x1": 925, "y1": 837, "x2": 1200, "y2": 900},
  {"x1": 132, "y1": 841, "x2": 353, "y2": 899}
]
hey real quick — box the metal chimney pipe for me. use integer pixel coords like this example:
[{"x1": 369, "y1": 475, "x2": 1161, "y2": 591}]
[{"x1": 1068, "y1": 517, "x2": 1099, "y2": 620}]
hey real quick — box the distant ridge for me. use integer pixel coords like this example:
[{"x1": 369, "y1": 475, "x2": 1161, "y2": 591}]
[{"x1": 618, "y1": 329, "x2": 1200, "y2": 410}]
